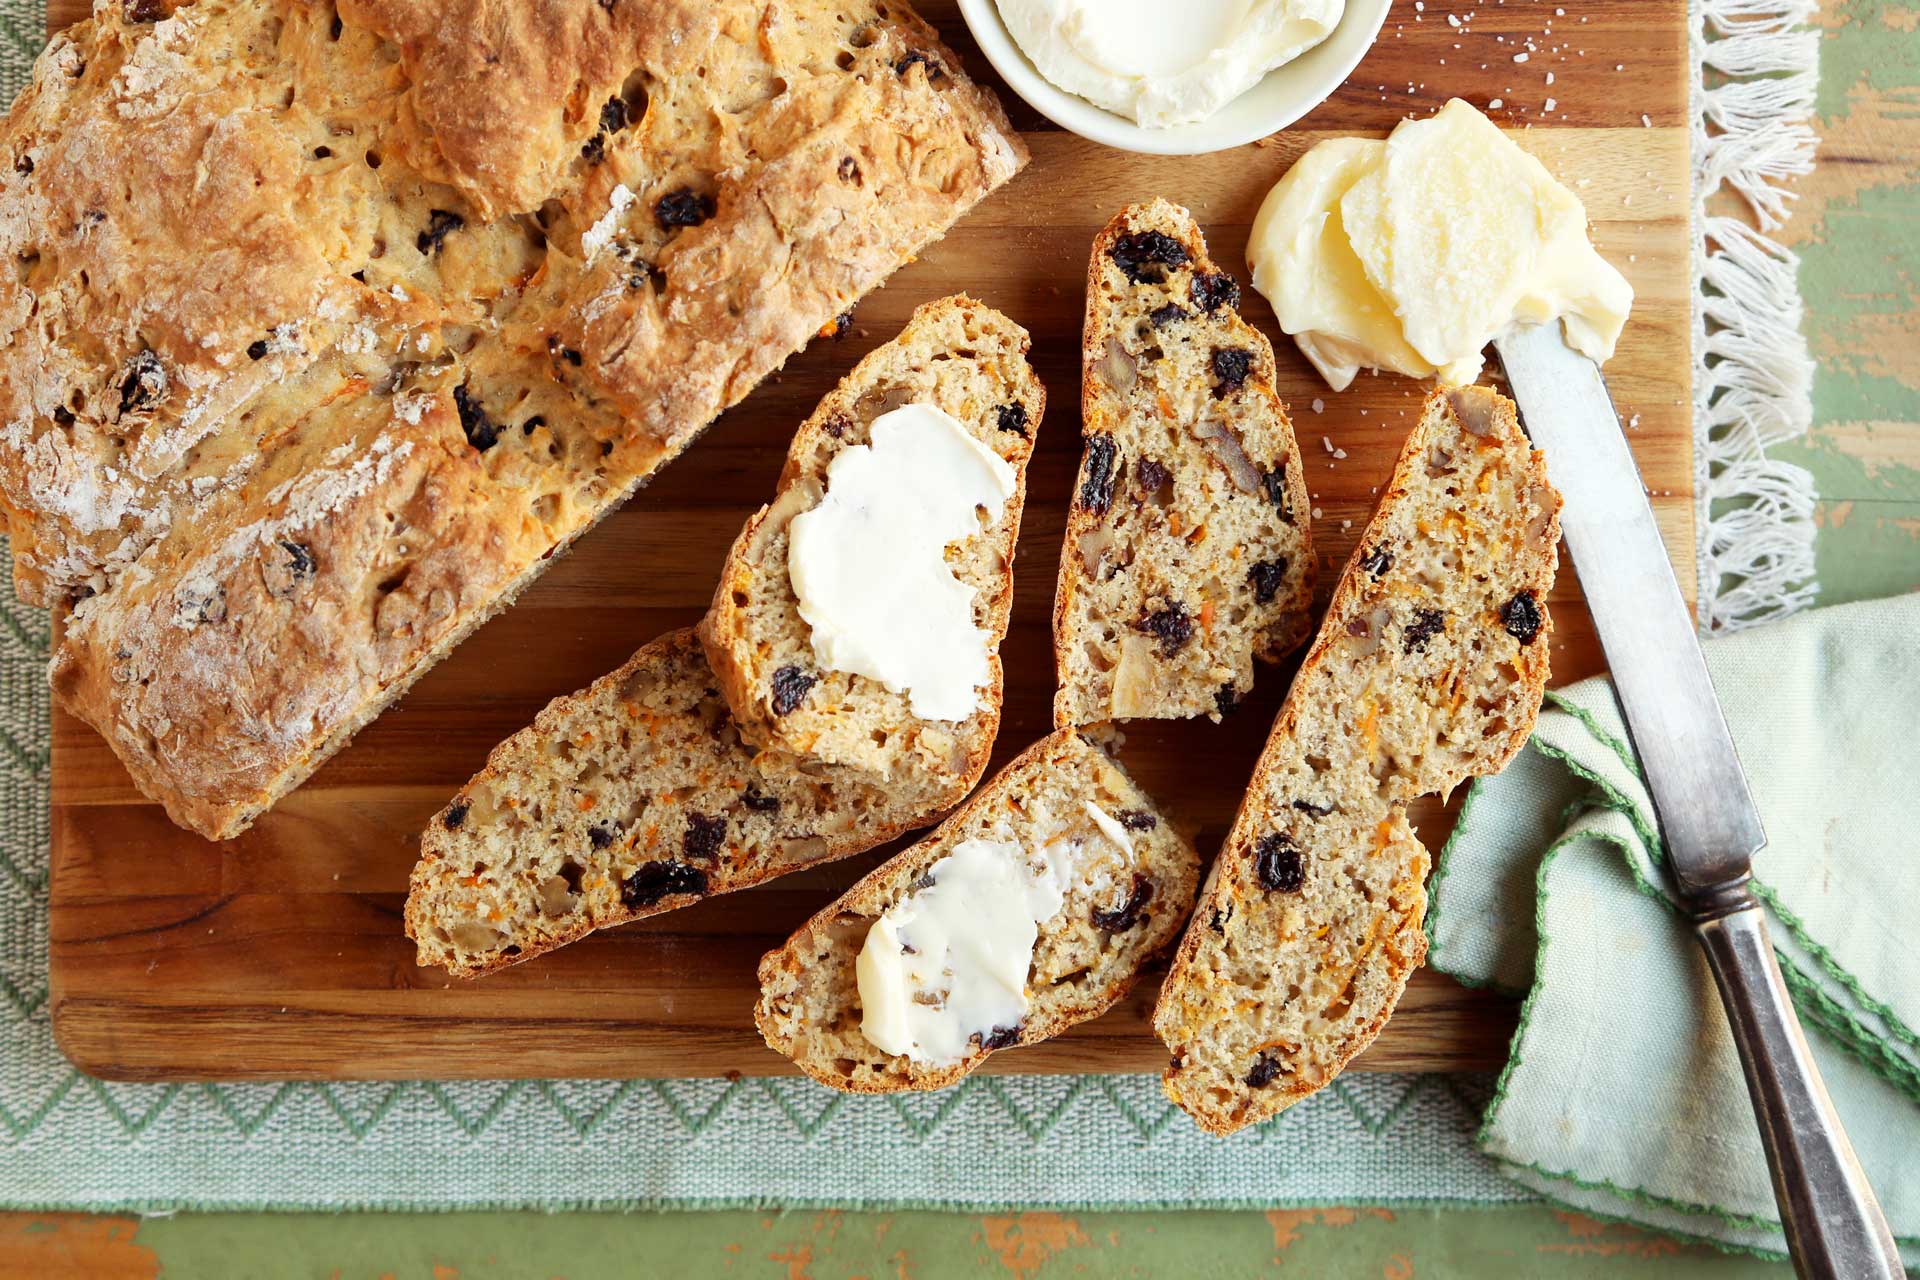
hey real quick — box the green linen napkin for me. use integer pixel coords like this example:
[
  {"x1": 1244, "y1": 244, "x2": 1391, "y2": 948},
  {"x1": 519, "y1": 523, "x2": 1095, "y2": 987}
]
[{"x1": 1427, "y1": 591, "x2": 1920, "y2": 1262}]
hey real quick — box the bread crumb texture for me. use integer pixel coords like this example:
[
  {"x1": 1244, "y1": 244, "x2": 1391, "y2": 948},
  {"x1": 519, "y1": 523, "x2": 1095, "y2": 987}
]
[
  {"x1": 1054, "y1": 199, "x2": 1315, "y2": 728},
  {"x1": 702, "y1": 295, "x2": 1043, "y2": 781},
  {"x1": 0, "y1": 0, "x2": 1023, "y2": 838},
  {"x1": 756, "y1": 728, "x2": 1201, "y2": 1093},
  {"x1": 406, "y1": 628, "x2": 978, "y2": 978},
  {"x1": 1153, "y1": 386, "x2": 1562, "y2": 1135}
]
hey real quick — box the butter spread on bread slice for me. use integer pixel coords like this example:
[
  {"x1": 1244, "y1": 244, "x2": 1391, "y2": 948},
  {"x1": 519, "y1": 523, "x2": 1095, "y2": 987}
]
[
  {"x1": 703, "y1": 296, "x2": 1042, "y2": 779},
  {"x1": 757, "y1": 728, "x2": 1200, "y2": 1092}
]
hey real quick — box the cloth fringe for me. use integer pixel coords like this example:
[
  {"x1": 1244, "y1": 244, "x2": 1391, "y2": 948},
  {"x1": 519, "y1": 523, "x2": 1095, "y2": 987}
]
[{"x1": 1691, "y1": 0, "x2": 1822, "y2": 631}]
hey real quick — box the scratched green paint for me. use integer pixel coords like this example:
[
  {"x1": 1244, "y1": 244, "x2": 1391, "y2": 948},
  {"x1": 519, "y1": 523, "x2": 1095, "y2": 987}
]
[
  {"x1": 1783, "y1": 0, "x2": 1920, "y2": 609},
  {"x1": 121, "y1": 1205, "x2": 1791, "y2": 1279},
  {"x1": 1815, "y1": 0, "x2": 1920, "y2": 119}
]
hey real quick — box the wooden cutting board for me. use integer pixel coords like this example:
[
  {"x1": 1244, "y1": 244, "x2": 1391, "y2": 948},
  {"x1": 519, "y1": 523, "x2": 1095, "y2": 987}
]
[{"x1": 45, "y1": 0, "x2": 1692, "y2": 1082}]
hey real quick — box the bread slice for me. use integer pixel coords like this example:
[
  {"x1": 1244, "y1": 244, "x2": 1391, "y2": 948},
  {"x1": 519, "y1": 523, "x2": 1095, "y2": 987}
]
[
  {"x1": 1053, "y1": 200, "x2": 1315, "y2": 728},
  {"x1": 8, "y1": 1, "x2": 1024, "y2": 839},
  {"x1": 701, "y1": 295, "x2": 1041, "y2": 779},
  {"x1": 1153, "y1": 386, "x2": 1562, "y2": 1134},
  {"x1": 406, "y1": 629, "x2": 969, "y2": 978},
  {"x1": 756, "y1": 728, "x2": 1200, "y2": 1092}
]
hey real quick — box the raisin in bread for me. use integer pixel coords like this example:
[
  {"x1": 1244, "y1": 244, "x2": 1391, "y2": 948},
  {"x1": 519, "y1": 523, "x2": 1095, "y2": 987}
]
[
  {"x1": 701, "y1": 295, "x2": 1041, "y2": 779},
  {"x1": 1153, "y1": 386, "x2": 1562, "y2": 1135},
  {"x1": 2, "y1": 0, "x2": 1023, "y2": 839},
  {"x1": 407, "y1": 628, "x2": 972, "y2": 978},
  {"x1": 1053, "y1": 200, "x2": 1315, "y2": 728},
  {"x1": 757, "y1": 728, "x2": 1200, "y2": 1092}
]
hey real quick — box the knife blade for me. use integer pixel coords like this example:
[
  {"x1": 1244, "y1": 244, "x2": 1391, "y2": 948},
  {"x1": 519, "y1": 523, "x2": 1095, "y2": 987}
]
[
  {"x1": 1492, "y1": 321, "x2": 1763, "y2": 897},
  {"x1": 1491, "y1": 321, "x2": 1904, "y2": 1280}
]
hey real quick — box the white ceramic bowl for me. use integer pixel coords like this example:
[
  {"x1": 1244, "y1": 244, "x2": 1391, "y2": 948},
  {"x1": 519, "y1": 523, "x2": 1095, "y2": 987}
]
[{"x1": 956, "y1": 0, "x2": 1393, "y2": 155}]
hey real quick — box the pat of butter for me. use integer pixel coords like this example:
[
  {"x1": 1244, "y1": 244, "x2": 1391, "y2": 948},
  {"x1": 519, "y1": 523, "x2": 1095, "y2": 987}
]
[
  {"x1": 857, "y1": 838, "x2": 1074, "y2": 1065},
  {"x1": 788, "y1": 404, "x2": 1016, "y2": 722},
  {"x1": 1249, "y1": 98, "x2": 1633, "y2": 390}
]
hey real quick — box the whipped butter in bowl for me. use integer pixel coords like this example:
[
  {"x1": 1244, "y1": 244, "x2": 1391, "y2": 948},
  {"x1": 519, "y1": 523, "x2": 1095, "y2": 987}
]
[
  {"x1": 995, "y1": 0, "x2": 1344, "y2": 129},
  {"x1": 959, "y1": 0, "x2": 1391, "y2": 154}
]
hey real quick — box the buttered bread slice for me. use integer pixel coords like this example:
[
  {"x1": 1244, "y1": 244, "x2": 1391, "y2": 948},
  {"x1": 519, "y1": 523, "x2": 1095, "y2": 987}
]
[
  {"x1": 702, "y1": 295, "x2": 1042, "y2": 779},
  {"x1": 1053, "y1": 200, "x2": 1315, "y2": 728},
  {"x1": 756, "y1": 729, "x2": 1200, "y2": 1092},
  {"x1": 1153, "y1": 386, "x2": 1561, "y2": 1135},
  {"x1": 407, "y1": 629, "x2": 967, "y2": 978}
]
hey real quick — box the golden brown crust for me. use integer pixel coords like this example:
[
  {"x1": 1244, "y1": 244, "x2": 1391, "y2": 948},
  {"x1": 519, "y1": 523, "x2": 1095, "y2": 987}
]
[
  {"x1": 1153, "y1": 386, "x2": 1562, "y2": 1135},
  {"x1": 700, "y1": 295, "x2": 1042, "y2": 780},
  {"x1": 1, "y1": 0, "x2": 1024, "y2": 838}
]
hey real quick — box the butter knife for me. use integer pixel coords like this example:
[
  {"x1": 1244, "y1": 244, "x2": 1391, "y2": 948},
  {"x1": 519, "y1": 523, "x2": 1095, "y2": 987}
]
[{"x1": 1492, "y1": 322, "x2": 1905, "y2": 1280}]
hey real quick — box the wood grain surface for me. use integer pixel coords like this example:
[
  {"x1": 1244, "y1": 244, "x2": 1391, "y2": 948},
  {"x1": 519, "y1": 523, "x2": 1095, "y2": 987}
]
[{"x1": 45, "y1": 0, "x2": 1692, "y2": 1082}]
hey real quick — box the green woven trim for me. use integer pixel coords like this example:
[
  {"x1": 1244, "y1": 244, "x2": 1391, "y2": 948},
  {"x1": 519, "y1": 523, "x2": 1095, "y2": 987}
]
[
  {"x1": 1477, "y1": 829, "x2": 1920, "y2": 1254},
  {"x1": 1541, "y1": 690, "x2": 1642, "y2": 778},
  {"x1": 1522, "y1": 733, "x2": 1920, "y2": 1098},
  {"x1": 1499, "y1": 1149, "x2": 1920, "y2": 1250},
  {"x1": 1423, "y1": 763, "x2": 1493, "y2": 949},
  {"x1": 1749, "y1": 878, "x2": 1920, "y2": 1056},
  {"x1": 1495, "y1": 1163, "x2": 1792, "y2": 1264},
  {"x1": 1546, "y1": 690, "x2": 1920, "y2": 1061},
  {"x1": 1778, "y1": 965, "x2": 1920, "y2": 1107}
]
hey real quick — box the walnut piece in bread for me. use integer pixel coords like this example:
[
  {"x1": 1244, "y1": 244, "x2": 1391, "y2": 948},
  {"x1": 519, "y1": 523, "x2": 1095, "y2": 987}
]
[
  {"x1": 1153, "y1": 386, "x2": 1562, "y2": 1135},
  {"x1": 756, "y1": 728, "x2": 1200, "y2": 1093},
  {"x1": 1053, "y1": 199, "x2": 1315, "y2": 728},
  {"x1": 407, "y1": 629, "x2": 973, "y2": 978},
  {"x1": 0, "y1": 0, "x2": 1024, "y2": 838},
  {"x1": 701, "y1": 295, "x2": 1042, "y2": 780}
]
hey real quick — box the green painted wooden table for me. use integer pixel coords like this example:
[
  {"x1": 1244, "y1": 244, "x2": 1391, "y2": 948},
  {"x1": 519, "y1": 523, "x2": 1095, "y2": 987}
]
[{"x1": 3, "y1": 0, "x2": 1915, "y2": 1274}]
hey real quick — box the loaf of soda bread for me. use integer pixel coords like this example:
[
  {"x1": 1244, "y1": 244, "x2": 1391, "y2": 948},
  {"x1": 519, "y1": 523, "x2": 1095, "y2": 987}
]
[
  {"x1": 0, "y1": 0, "x2": 1023, "y2": 838},
  {"x1": 757, "y1": 728, "x2": 1200, "y2": 1092},
  {"x1": 407, "y1": 628, "x2": 971, "y2": 978},
  {"x1": 1053, "y1": 199, "x2": 1315, "y2": 728},
  {"x1": 1153, "y1": 386, "x2": 1562, "y2": 1135},
  {"x1": 701, "y1": 295, "x2": 1042, "y2": 779}
]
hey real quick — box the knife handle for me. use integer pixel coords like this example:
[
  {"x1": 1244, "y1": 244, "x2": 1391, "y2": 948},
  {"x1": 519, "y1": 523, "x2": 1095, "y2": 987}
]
[{"x1": 1695, "y1": 901, "x2": 1906, "y2": 1279}]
